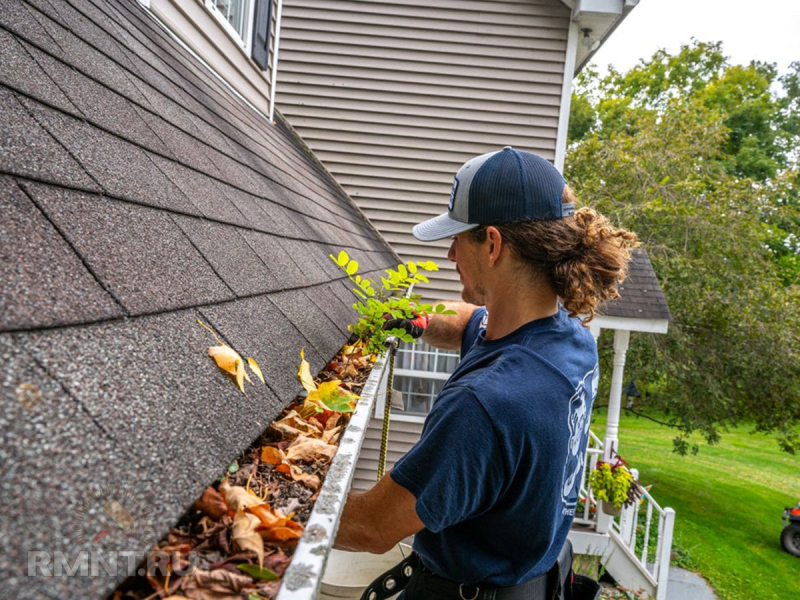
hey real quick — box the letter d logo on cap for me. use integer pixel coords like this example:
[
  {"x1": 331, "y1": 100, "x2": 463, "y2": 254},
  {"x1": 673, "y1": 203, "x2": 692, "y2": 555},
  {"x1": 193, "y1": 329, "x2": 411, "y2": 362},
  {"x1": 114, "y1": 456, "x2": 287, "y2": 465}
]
[{"x1": 448, "y1": 177, "x2": 459, "y2": 212}]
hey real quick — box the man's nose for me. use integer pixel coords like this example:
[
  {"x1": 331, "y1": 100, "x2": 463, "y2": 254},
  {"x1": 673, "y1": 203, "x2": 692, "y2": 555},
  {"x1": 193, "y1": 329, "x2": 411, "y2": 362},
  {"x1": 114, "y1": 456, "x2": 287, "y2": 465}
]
[{"x1": 447, "y1": 239, "x2": 456, "y2": 263}]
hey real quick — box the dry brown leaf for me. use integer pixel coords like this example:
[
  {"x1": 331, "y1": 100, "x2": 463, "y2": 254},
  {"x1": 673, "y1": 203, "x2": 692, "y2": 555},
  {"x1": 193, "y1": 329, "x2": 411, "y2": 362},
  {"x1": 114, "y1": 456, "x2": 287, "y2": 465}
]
[
  {"x1": 322, "y1": 425, "x2": 342, "y2": 445},
  {"x1": 231, "y1": 510, "x2": 264, "y2": 566},
  {"x1": 180, "y1": 568, "x2": 254, "y2": 600},
  {"x1": 288, "y1": 464, "x2": 321, "y2": 491},
  {"x1": 285, "y1": 435, "x2": 337, "y2": 463},
  {"x1": 194, "y1": 487, "x2": 228, "y2": 520},
  {"x1": 271, "y1": 410, "x2": 322, "y2": 440},
  {"x1": 219, "y1": 480, "x2": 264, "y2": 512},
  {"x1": 260, "y1": 446, "x2": 286, "y2": 465}
]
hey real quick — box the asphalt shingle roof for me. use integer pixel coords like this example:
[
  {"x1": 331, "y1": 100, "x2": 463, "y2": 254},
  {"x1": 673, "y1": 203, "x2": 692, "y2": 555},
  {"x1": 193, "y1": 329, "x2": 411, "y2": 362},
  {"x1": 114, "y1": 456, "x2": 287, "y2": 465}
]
[
  {"x1": 0, "y1": 1, "x2": 396, "y2": 597},
  {"x1": 599, "y1": 248, "x2": 672, "y2": 322}
]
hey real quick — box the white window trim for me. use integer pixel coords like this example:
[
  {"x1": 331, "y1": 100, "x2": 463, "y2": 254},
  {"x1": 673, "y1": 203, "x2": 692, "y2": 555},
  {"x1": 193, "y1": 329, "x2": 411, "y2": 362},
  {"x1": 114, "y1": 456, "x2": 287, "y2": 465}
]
[{"x1": 204, "y1": 0, "x2": 256, "y2": 55}]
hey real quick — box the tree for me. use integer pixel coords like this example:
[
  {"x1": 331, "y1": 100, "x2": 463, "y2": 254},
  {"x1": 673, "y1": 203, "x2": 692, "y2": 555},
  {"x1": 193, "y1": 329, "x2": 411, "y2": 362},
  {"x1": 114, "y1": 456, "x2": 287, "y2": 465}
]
[{"x1": 567, "y1": 41, "x2": 800, "y2": 453}]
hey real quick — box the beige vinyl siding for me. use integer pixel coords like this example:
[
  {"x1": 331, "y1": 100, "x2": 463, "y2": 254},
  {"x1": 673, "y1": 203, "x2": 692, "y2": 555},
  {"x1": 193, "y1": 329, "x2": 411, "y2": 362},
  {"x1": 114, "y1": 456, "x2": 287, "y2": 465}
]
[
  {"x1": 353, "y1": 416, "x2": 425, "y2": 491},
  {"x1": 151, "y1": 0, "x2": 280, "y2": 116},
  {"x1": 277, "y1": 0, "x2": 571, "y2": 299}
]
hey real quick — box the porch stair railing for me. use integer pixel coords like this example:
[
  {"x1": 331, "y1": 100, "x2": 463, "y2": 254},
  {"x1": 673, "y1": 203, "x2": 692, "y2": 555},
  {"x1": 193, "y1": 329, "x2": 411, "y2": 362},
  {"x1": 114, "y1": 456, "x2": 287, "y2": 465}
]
[{"x1": 570, "y1": 431, "x2": 676, "y2": 600}]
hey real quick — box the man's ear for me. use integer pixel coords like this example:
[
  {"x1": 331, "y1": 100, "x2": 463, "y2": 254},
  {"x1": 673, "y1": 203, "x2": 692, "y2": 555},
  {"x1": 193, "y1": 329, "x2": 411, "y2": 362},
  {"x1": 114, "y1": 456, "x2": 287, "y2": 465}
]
[{"x1": 485, "y1": 226, "x2": 503, "y2": 267}]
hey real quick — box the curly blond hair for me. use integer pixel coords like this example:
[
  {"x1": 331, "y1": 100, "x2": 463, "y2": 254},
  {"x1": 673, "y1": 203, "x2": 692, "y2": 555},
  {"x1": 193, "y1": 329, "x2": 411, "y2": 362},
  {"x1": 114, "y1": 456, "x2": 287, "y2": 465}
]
[{"x1": 470, "y1": 186, "x2": 637, "y2": 324}]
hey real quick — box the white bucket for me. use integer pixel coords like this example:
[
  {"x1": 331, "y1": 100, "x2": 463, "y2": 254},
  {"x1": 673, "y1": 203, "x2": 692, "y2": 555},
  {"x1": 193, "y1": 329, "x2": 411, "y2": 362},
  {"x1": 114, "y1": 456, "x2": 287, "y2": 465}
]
[{"x1": 320, "y1": 544, "x2": 412, "y2": 599}]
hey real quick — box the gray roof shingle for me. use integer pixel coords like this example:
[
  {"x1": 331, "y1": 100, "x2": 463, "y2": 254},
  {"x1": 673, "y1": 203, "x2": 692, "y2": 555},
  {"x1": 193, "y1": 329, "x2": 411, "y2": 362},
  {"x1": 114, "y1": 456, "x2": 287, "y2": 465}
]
[
  {"x1": 599, "y1": 248, "x2": 672, "y2": 321},
  {"x1": 0, "y1": 1, "x2": 398, "y2": 596}
]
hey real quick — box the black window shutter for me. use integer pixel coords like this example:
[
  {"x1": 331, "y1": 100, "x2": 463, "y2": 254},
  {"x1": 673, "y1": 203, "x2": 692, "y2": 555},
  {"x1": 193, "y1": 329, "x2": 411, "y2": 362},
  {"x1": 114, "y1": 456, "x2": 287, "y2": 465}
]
[{"x1": 251, "y1": 0, "x2": 272, "y2": 70}]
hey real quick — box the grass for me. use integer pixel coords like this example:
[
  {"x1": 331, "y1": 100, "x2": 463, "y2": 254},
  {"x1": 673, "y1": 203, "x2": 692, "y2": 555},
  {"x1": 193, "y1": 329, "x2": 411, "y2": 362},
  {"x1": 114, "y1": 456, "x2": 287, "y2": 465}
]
[{"x1": 590, "y1": 411, "x2": 800, "y2": 600}]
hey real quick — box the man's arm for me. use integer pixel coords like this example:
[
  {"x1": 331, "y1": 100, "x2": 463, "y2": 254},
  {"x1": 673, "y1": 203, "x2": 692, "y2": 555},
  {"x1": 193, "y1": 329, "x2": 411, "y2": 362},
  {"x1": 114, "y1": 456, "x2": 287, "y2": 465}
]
[
  {"x1": 334, "y1": 472, "x2": 425, "y2": 554},
  {"x1": 421, "y1": 301, "x2": 478, "y2": 351}
]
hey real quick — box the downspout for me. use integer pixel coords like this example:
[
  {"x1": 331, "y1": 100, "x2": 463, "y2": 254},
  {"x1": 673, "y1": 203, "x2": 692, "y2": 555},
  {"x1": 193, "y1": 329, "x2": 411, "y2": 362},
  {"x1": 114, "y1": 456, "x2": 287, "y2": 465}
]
[
  {"x1": 554, "y1": 21, "x2": 579, "y2": 172},
  {"x1": 268, "y1": 0, "x2": 284, "y2": 123}
]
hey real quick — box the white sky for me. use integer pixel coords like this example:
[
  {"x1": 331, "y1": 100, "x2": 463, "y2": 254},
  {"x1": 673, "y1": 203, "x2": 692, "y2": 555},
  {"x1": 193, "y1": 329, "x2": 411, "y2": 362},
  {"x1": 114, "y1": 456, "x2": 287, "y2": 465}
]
[{"x1": 590, "y1": 0, "x2": 800, "y2": 76}]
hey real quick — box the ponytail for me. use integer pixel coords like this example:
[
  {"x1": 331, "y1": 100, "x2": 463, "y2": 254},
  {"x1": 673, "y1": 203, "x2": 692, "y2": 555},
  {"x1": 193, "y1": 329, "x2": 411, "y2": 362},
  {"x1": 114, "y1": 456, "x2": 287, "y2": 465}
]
[{"x1": 470, "y1": 187, "x2": 637, "y2": 324}]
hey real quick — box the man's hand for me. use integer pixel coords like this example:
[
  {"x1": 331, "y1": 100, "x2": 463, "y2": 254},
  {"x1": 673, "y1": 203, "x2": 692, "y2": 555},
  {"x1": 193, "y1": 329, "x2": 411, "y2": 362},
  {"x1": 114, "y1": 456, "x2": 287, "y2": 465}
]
[{"x1": 383, "y1": 313, "x2": 430, "y2": 339}]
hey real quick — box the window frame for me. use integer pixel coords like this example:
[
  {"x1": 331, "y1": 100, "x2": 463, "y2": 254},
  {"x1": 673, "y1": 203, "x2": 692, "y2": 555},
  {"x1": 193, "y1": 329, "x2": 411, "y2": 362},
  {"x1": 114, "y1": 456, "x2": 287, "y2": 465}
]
[
  {"x1": 205, "y1": 0, "x2": 257, "y2": 54},
  {"x1": 375, "y1": 342, "x2": 460, "y2": 421}
]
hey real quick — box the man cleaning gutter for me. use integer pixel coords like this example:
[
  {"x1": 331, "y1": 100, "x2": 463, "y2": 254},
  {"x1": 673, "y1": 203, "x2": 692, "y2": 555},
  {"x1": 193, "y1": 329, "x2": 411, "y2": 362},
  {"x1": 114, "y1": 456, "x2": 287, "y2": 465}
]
[{"x1": 334, "y1": 147, "x2": 636, "y2": 600}]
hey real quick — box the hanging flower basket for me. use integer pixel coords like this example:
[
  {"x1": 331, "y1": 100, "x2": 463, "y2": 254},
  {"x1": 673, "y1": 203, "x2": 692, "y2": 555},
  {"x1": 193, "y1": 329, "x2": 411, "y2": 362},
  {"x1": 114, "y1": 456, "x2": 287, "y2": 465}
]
[{"x1": 588, "y1": 455, "x2": 642, "y2": 516}]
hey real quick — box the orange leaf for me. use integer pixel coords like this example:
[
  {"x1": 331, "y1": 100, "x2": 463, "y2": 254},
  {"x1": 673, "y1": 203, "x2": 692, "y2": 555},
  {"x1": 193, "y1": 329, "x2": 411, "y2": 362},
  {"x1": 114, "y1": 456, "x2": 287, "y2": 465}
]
[
  {"x1": 261, "y1": 524, "x2": 303, "y2": 543},
  {"x1": 261, "y1": 446, "x2": 286, "y2": 465},
  {"x1": 246, "y1": 504, "x2": 303, "y2": 543},
  {"x1": 275, "y1": 463, "x2": 291, "y2": 474},
  {"x1": 247, "y1": 504, "x2": 283, "y2": 529}
]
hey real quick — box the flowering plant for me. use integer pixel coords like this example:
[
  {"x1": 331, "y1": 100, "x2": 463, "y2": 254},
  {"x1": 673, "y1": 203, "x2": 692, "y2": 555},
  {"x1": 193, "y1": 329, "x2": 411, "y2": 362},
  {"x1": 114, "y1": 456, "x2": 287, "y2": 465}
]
[{"x1": 588, "y1": 456, "x2": 641, "y2": 509}]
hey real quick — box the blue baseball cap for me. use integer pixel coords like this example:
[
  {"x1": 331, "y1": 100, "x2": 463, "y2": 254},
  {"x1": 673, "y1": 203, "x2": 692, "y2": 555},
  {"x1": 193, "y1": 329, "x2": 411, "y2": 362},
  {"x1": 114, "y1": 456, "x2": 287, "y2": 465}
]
[{"x1": 412, "y1": 146, "x2": 572, "y2": 242}]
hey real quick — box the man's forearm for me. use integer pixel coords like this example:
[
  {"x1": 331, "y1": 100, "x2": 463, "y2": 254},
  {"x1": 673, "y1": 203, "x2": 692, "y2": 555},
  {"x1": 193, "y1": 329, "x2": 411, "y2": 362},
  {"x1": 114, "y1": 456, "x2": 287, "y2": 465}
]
[
  {"x1": 421, "y1": 301, "x2": 478, "y2": 350},
  {"x1": 334, "y1": 473, "x2": 425, "y2": 554}
]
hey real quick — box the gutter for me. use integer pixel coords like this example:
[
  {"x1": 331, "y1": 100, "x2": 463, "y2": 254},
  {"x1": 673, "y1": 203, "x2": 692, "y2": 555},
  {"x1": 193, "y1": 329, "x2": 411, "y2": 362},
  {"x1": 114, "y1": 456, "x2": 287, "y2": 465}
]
[{"x1": 275, "y1": 347, "x2": 392, "y2": 599}]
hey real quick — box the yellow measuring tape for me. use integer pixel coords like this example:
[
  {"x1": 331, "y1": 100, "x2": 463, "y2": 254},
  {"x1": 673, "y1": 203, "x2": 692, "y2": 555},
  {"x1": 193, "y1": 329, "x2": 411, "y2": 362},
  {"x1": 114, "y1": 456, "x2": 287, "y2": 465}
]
[{"x1": 376, "y1": 336, "x2": 399, "y2": 481}]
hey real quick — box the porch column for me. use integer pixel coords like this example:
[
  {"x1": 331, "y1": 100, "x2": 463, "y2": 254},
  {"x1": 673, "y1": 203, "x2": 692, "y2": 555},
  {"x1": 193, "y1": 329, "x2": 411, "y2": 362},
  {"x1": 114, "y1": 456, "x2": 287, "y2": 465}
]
[
  {"x1": 603, "y1": 329, "x2": 630, "y2": 461},
  {"x1": 596, "y1": 329, "x2": 630, "y2": 534}
]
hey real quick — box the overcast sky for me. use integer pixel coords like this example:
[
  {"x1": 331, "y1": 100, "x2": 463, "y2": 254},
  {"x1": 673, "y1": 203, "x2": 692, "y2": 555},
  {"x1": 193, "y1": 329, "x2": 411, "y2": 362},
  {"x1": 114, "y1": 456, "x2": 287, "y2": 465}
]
[{"x1": 590, "y1": 0, "x2": 800, "y2": 76}]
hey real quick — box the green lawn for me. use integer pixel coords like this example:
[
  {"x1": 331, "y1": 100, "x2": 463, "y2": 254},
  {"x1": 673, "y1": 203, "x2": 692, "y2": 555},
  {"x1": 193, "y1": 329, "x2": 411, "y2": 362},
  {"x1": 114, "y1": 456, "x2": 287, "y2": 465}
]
[{"x1": 590, "y1": 411, "x2": 800, "y2": 600}]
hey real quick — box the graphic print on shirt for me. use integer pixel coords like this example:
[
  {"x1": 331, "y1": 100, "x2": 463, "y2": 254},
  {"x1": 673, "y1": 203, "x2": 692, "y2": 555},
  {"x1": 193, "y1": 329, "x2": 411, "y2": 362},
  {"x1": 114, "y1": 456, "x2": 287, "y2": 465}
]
[{"x1": 561, "y1": 364, "x2": 600, "y2": 514}]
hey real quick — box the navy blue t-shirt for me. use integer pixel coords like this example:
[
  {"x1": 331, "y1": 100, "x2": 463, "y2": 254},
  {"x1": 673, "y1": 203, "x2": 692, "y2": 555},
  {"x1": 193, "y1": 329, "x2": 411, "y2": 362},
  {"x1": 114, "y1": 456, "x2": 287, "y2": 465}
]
[{"x1": 391, "y1": 306, "x2": 598, "y2": 586}]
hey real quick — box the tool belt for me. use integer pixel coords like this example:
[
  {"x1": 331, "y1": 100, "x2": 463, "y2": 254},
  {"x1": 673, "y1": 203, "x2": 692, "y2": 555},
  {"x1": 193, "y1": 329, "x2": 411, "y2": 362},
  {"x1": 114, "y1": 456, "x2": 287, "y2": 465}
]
[{"x1": 359, "y1": 540, "x2": 600, "y2": 600}]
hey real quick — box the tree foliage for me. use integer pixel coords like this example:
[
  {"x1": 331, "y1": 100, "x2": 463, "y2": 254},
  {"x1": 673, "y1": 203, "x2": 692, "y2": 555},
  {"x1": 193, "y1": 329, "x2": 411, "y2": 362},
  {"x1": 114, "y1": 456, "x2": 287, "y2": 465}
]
[{"x1": 567, "y1": 41, "x2": 800, "y2": 453}]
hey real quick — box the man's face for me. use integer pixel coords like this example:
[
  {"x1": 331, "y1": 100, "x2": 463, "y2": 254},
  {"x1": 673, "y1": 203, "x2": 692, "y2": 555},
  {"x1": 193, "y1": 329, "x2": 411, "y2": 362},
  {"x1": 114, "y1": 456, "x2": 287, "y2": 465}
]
[{"x1": 447, "y1": 232, "x2": 487, "y2": 305}]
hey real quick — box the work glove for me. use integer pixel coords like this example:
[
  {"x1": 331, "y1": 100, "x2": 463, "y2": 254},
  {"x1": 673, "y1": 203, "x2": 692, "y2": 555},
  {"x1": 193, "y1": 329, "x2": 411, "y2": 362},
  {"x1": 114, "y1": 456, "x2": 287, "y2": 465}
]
[{"x1": 383, "y1": 312, "x2": 430, "y2": 339}]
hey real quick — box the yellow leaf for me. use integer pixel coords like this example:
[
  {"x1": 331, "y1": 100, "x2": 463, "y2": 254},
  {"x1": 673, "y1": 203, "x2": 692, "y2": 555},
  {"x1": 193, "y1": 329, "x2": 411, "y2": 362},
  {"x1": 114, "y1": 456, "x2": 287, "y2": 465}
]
[
  {"x1": 208, "y1": 345, "x2": 241, "y2": 376},
  {"x1": 297, "y1": 348, "x2": 316, "y2": 393},
  {"x1": 247, "y1": 358, "x2": 265, "y2": 384},
  {"x1": 307, "y1": 380, "x2": 358, "y2": 413},
  {"x1": 235, "y1": 359, "x2": 245, "y2": 394}
]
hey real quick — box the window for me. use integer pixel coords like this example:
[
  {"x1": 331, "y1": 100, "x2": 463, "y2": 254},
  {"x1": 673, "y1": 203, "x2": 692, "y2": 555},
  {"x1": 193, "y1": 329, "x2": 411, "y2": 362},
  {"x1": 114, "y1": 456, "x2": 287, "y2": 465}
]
[
  {"x1": 206, "y1": 0, "x2": 256, "y2": 52},
  {"x1": 392, "y1": 342, "x2": 460, "y2": 416}
]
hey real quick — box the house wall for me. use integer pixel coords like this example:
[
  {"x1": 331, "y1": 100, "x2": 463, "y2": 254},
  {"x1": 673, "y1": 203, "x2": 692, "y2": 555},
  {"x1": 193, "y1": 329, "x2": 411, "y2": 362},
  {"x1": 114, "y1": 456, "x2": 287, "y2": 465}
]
[
  {"x1": 353, "y1": 415, "x2": 425, "y2": 491},
  {"x1": 149, "y1": 0, "x2": 278, "y2": 116},
  {"x1": 276, "y1": 0, "x2": 573, "y2": 300}
]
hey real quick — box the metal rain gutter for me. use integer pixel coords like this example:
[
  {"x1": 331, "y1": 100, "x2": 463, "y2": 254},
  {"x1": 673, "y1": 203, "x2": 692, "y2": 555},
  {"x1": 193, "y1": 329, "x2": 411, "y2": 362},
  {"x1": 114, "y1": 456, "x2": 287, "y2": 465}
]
[{"x1": 276, "y1": 348, "x2": 391, "y2": 599}]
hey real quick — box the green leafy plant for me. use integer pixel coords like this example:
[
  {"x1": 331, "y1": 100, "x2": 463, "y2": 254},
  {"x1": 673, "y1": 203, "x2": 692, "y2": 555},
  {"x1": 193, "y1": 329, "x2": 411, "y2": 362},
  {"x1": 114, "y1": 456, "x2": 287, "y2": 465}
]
[
  {"x1": 329, "y1": 250, "x2": 455, "y2": 355},
  {"x1": 588, "y1": 456, "x2": 641, "y2": 509}
]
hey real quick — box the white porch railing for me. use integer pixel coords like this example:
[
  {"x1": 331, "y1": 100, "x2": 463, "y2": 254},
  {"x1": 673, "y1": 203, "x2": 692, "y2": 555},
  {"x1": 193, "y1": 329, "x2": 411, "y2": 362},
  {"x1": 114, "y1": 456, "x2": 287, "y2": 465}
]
[
  {"x1": 614, "y1": 472, "x2": 676, "y2": 600},
  {"x1": 574, "y1": 434, "x2": 676, "y2": 600}
]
